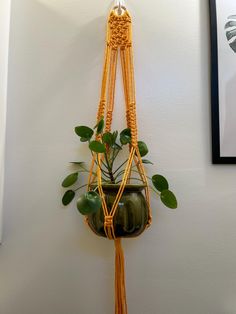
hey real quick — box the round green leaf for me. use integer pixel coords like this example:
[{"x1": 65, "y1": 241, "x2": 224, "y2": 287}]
[
  {"x1": 75, "y1": 126, "x2": 94, "y2": 140},
  {"x1": 89, "y1": 141, "x2": 106, "y2": 153},
  {"x1": 77, "y1": 191, "x2": 102, "y2": 215},
  {"x1": 102, "y1": 132, "x2": 113, "y2": 146},
  {"x1": 62, "y1": 190, "x2": 75, "y2": 206},
  {"x1": 62, "y1": 172, "x2": 78, "y2": 187},
  {"x1": 138, "y1": 141, "x2": 149, "y2": 157},
  {"x1": 160, "y1": 190, "x2": 177, "y2": 209},
  {"x1": 120, "y1": 128, "x2": 131, "y2": 145},
  {"x1": 152, "y1": 174, "x2": 169, "y2": 192}
]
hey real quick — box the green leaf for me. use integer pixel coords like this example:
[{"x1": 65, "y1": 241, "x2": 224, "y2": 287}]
[
  {"x1": 112, "y1": 131, "x2": 118, "y2": 145},
  {"x1": 160, "y1": 190, "x2": 177, "y2": 209},
  {"x1": 94, "y1": 116, "x2": 103, "y2": 128},
  {"x1": 102, "y1": 132, "x2": 113, "y2": 146},
  {"x1": 142, "y1": 159, "x2": 153, "y2": 165},
  {"x1": 75, "y1": 126, "x2": 94, "y2": 140},
  {"x1": 77, "y1": 191, "x2": 102, "y2": 215},
  {"x1": 69, "y1": 162, "x2": 85, "y2": 165},
  {"x1": 152, "y1": 174, "x2": 169, "y2": 192},
  {"x1": 96, "y1": 118, "x2": 105, "y2": 134},
  {"x1": 62, "y1": 173, "x2": 78, "y2": 187},
  {"x1": 62, "y1": 190, "x2": 75, "y2": 206},
  {"x1": 138, "y1": 141, "x2": 149, "y2": 157},
  {"x1": 89, "y1": 141, "x2": 106, "y2": 153},
  {"x1": 120, "y1": 128, "x2": 131, "y2": 145}
]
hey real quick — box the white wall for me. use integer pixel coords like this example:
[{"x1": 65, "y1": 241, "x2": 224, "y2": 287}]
[
  {"x1": 1, "y1": 0, "x2": 236, "y2": 313},
  {"x1": 0, "y1": 0, "x2": 11, "y2": 242}
]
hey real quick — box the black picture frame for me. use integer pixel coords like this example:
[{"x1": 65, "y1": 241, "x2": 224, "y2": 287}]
[{"x1": 209, "y1": 0, "x2": 236, "y2": 164}]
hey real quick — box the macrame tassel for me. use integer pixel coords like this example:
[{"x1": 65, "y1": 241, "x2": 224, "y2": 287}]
[{"x1": 115, "y1": 239, "x2": 128, "y2": 314}]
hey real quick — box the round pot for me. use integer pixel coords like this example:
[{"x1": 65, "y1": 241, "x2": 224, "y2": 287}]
[{"x1": 87, "y1": 184, "x2": 149, "y2": 238}]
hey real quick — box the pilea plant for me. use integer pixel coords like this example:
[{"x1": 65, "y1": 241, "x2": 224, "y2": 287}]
[{"x1": 61, "y1": 117, "x2": 177, "y2": 215}]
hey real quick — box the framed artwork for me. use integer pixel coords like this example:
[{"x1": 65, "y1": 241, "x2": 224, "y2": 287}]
[{"x1": 209, "y1": 0, "x2": 236, "y2": 163}]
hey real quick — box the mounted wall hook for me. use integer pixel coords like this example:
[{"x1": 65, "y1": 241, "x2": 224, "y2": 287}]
[{"x1": 113, "y1": 0, "x2": 126, "y2": 15}]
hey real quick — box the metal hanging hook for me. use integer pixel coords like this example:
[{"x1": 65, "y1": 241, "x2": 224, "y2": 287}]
[{"x1": 113, "y1": 0, "x2": 126, "y2": 15}]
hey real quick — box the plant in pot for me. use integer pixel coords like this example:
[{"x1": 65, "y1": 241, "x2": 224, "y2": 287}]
[{"x1": 61, "y1": 117, "x2": 177, "y2": 238}]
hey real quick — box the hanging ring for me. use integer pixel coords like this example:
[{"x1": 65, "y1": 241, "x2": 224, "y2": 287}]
[{"x1": 113, "y1": 0, "x2": 126, "y2": 16}]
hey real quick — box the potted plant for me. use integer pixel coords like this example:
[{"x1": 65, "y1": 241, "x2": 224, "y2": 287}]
[{"x1": 61, "y1": 117, "x2": 177, "y2": 238}]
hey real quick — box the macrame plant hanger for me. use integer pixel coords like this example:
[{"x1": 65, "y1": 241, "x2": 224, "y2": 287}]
[{"x1": 86, "y1": 2, "x2": 152, "y2": 313}]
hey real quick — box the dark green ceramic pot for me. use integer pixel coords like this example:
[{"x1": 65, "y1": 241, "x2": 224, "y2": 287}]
[{"x1": 87, "y1": 184, "x2": 149, "y2": 238}]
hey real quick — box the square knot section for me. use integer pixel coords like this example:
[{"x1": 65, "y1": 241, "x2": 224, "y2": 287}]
[
  {"x1": 104, "y1": 215, "x2": 113, "y2": 228},
  {"x1": 108, "y1": 10, "x2": 132, "y2": 50}
]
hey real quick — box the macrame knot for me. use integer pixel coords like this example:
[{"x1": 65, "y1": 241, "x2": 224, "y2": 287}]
[
  {"x1": 128, "y1": 102, "x2": 138, "y2": 146},
  {"x1": 108, "y1": 10, "x2": 131, "y2": 50},
  {"x1": 97, "y1": 100, "x2": 106, "y2": 120},
  {"x1": 104, "y1": 215, "x2": 115, "y2": 240},
  {"x1": 105, "y1": 110, "x2": 113, "y2": 132},
  {"x1": 104, "y1": 215, "x2": 113, "y2": 228}
]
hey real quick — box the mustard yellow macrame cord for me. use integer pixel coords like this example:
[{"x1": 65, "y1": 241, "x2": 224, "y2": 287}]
[
  {"x1": 88, "y1": 10, "x2": 152, "y2": 230},
  {"x1": 86, "y1": 9, "x2": 152, "y2": 314}
]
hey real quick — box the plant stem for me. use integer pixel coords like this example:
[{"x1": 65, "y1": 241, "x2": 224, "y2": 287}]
[
  {"x1": 73, "y1": 163, "x2": 97, "y2": 177},
  {"x1": 101, "y1": 159, "x2": 109, "y2": 170},
  {"x1": 88, "y1": 151, "x2": 111, "y2": 181},
  {"x1": 76, "y1": 169, "x2": 97, "y2": 176},
  {"x1": 113, "y1": 159, "x2": 128, "y2": 175},
  {"x1": 149, "y1": 185, "x2": 160, "y2": 197},
  {"x1": 104, "y1": 150, "x2": 111, "y2": 170},
  {"x1": 74, "y1": 184, "x2": 88, "y2": 192},
  {"x1": 92, "y1": 185, "x2": 99, "y2": 192},
  {"x1": 74, "y1": 177, "x2": 109, "y2": 193},
  {"x1": 95, "y1": 156, "x2": 113, "y2": 181},
  {"x1": 93, "y1": 157, "x2": 110, "y2": 175},
  {"x1": 132, "y1": 169, "x2": 152, "y2": 181},
  {"x1": 103, "y1": 150, "x2": 116, "y2": 183},
  {"x1": 111, "y1": 147, "x2": 121, "y2": 169},
  {"x1": 114, "y1": 164, "x2": 137, "y2": 181}
]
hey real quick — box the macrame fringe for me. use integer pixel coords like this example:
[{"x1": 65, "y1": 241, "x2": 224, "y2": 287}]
[{"x1": 115, "y1": 239, "x2": 128, "y2": 314}]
